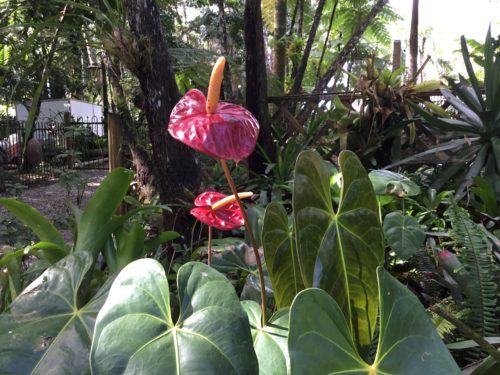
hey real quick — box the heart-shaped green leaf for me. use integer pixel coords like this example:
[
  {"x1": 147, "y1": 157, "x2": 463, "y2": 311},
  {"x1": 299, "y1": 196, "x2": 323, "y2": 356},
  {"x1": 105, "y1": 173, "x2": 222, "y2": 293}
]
[
  {"x1": 383, "y1": 211, "x2": 426, "y2": 260},
  {"x1": 293, "y1": 150, "x2": 384, "y2": 352},
  {"x1": 369, "y1": 170, "x2": 421, "y2": 197},
  {"x1": 242, "y1": 301, "x2": 289, "y2": 375},
  {"x1": 212, "y1": 242, "x2": 259, "y2": 274},
  {"x1": 90, "y1": 259, "x2": 258, "y2": 374},
  {"x1": 288, "y1": 267, "x2": 460, "y2": 374},
  {"x1": 0, "y1": 252, "x2": 110, "y2": 374},
  {"x1": 263, "y1": 202, "x2": 304, "y2": 308}
]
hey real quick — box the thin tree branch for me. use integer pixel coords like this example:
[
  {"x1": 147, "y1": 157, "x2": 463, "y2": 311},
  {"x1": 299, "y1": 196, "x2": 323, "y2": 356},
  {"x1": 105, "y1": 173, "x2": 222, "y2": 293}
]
[
  {"x1": 296, "y1": 0, "x2": 388, "y2": 124},
  {"x1": 316, "y1": 0, "x2": 338, "y2": 80},
  {"x1": 288, "y1": 0, "x2": 326, "y2": 95},
  {"x1": 287, "y1": 0, "x2": 299, "y2": 37},
  {"x1": 314, "y1": 0, "x2": 388, "y2": 94}
]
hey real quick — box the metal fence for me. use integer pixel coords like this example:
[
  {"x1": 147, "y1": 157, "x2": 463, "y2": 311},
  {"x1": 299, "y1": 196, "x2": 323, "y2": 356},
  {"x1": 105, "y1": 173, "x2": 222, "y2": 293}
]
[{"x1": 0, "y1": 117, "x2": 107, "y2": 188}]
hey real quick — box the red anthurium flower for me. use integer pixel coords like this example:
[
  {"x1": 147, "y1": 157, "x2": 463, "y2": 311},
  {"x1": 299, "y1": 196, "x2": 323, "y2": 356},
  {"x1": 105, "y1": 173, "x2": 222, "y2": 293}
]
[
  {"x1": 168, "y1": 57, "x2": 258, "y2": 162},
  {"x1": 168, "y1": 89, "x2": 259, "y2": 162},
  {"x1": 190, "y1": 191, "x2": 252, "y2": 231}
]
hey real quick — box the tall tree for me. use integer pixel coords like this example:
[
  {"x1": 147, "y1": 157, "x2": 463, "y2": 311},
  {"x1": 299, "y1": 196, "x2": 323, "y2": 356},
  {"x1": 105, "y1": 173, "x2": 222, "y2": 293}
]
[
  {"x1": 316, "y1": 0, "x2": 338, "y2": 80},
  {"x1": 217, "y1": 0, "x2": 234, "y2": 99},
  {"x1": 408, "y1": 0, "x2": 419, "y2": 82},
  {"x1": 244, "y1": 0, "x2": 274, "y2": 174},
  {"x1": 392, "y1": 39, "x2": 402, "y2": 71},
  {"x1": 122, "y1": 0, "x2": 200, "y2": 211},
  {"x1": 288, "y1": 0, "x2": 326, "y2": 96},
  {"x1": 106, "y1": 55, "x2": 153, "y2": 198},
  {"x1": 273, "y1": 0, "x2": 287, "y2": 94}
]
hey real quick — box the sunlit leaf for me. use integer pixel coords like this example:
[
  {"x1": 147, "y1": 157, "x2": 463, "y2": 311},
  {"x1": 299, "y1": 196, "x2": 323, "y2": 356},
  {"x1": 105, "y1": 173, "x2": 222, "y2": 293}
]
[
  {"x1": 293, "y1": 150, "x2": 384, "y2": 353},
  {"x1": 288, "y1": 268, "x2": 460, "y2": 374}
]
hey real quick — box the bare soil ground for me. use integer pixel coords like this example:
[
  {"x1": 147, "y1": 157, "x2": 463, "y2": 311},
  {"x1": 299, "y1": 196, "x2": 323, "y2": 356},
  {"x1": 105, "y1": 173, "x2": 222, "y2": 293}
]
[{"x1": 0, "y1": 169, "x2": 108, "y2": 244}]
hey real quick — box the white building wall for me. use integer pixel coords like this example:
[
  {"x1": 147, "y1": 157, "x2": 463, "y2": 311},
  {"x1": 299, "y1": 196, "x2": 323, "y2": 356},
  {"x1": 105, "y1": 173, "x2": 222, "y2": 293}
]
[
  {"x1": 70, "y1": 99, "x2": 102, "y2": 121},
  {"x1": 14, "y1": 99, "x2": 104, "y2": 135}
]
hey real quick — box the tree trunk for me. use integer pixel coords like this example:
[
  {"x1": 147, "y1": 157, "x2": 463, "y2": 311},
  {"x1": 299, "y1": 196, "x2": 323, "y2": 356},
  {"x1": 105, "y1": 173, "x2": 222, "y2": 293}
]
[
  {"x1": 273, "y1": 0, "x2": 287, "y2": 94},
  {"x1": 217, "y1": 0, "x2": 234, "y2": 99},
  {"x1": 316, "y1": 0, "x2": 338, "y2": 80},
  {"x1": 288, "y1": 0, "x2": 298, "y2": 37},
  {"x1": 288, "y1": 0, "x2": 326, "y2": 96},
  {"x1": 392, "y1": 39, "x2": 401, "y2": 71},
  {"x1": 297, "y1": 0, "x2": 304, "y2": 37},
  {"x1": 123, "y1": 0, "x2": 200, "y2": 208},
  {"x1": 107, "y1": 56, "x2": 153, "y2": 200},
  {"x1": 244, "y1": 0, "x2": 274, "y2": 174},
  {"x1": 408, "y1": 0, "x2": 419, "y2": 82}
]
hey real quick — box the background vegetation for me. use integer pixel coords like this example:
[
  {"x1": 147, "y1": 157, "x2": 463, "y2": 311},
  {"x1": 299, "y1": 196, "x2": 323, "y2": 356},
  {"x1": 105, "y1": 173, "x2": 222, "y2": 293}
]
[{"x1": 0, "y1": 0, "x2": 499, "y2": 374}]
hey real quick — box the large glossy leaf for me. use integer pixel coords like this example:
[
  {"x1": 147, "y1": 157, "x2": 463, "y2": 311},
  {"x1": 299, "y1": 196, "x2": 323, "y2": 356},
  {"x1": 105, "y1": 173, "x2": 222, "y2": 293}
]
[
  {"x1": 293, "y1": 150, "x2": 384, "y2": 352},
  {"x1": 90, "y1": 260, "x2": 258, "y2": 374},
  {"x1": 263, "y1": 202, "x2": 304, "y2": 308},
  {"x1": 0, "y1": 252, "x2": 110, "y2": 374},
  {"x1": 369, "y1": 170, "x2": 421, "y2": 196},
  {"x1": 0, "y1": 198, "x2": 68, "y2": 263},
  {"x1": 288, "y1": 268, "x2": 460, "y2": 374},
  {"x1": 383, "y1": 211, "x2": 426, "y2": 260},
  {"x1": 242, "y1": 301, "x2": 289, "y2": 375},
  {"x1": 211, "y1": 242, "x2": 258, "y2": 274},
  {"x1": 74, "y1": 167, "x2": 134, "y2": 257}
]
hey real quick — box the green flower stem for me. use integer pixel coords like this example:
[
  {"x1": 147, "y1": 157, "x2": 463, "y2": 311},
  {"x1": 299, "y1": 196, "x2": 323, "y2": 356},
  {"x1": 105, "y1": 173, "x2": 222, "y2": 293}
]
[
  {"x1": 207, "y1": 225, "x2": 213, "y2": 267},
  {"x1": 219, "y1": 158, "x2": 267, "y2": 325}
]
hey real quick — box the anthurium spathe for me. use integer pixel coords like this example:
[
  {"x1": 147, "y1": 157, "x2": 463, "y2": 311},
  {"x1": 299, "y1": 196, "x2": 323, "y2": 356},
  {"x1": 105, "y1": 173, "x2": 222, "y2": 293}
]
[
  {"x1": 171, "y1": 56, "x2": 267, "y2": 323},
  {"x1": 190, "y1": 191, "x2": 252, "y2": 231},
  {"x1": 168, "y1": 57, "x2": 259, "y2": 162}
]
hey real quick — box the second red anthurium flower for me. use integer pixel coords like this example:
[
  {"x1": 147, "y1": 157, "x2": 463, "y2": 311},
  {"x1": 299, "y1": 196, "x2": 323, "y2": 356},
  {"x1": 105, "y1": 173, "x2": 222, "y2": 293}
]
[
  {"x1": 168, "y1": 57, "x2": 259, "y2": 162},
  {"x1": 190, "y1": 191, "x2": 252, "y2": 231}
]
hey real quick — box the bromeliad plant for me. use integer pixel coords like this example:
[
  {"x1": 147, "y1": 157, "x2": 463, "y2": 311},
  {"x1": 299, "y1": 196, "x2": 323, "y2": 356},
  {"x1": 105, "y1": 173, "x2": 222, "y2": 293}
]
[
  {"x1": 168, "y1": 57, "x2": 268, "y2": 323},
  {"x1": 391, "y1": 28, "x2": 500, "y2": 200}
]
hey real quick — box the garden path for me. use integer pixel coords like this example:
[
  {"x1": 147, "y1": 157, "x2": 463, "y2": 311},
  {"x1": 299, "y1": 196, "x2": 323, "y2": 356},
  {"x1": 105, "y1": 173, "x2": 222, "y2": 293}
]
[{"x1": 0, "y1": 169, "x2": 108, "y2": 244}]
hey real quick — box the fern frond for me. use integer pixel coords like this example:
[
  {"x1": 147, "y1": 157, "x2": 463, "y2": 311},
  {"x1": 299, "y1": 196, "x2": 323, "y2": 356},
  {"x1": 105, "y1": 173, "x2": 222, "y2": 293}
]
[
  {"x1": 446, "y1": 203, "x2": 499, "y2": 360},
  {"x1": 430, "y1": 297, "x2": 465, "y2": 340}
]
